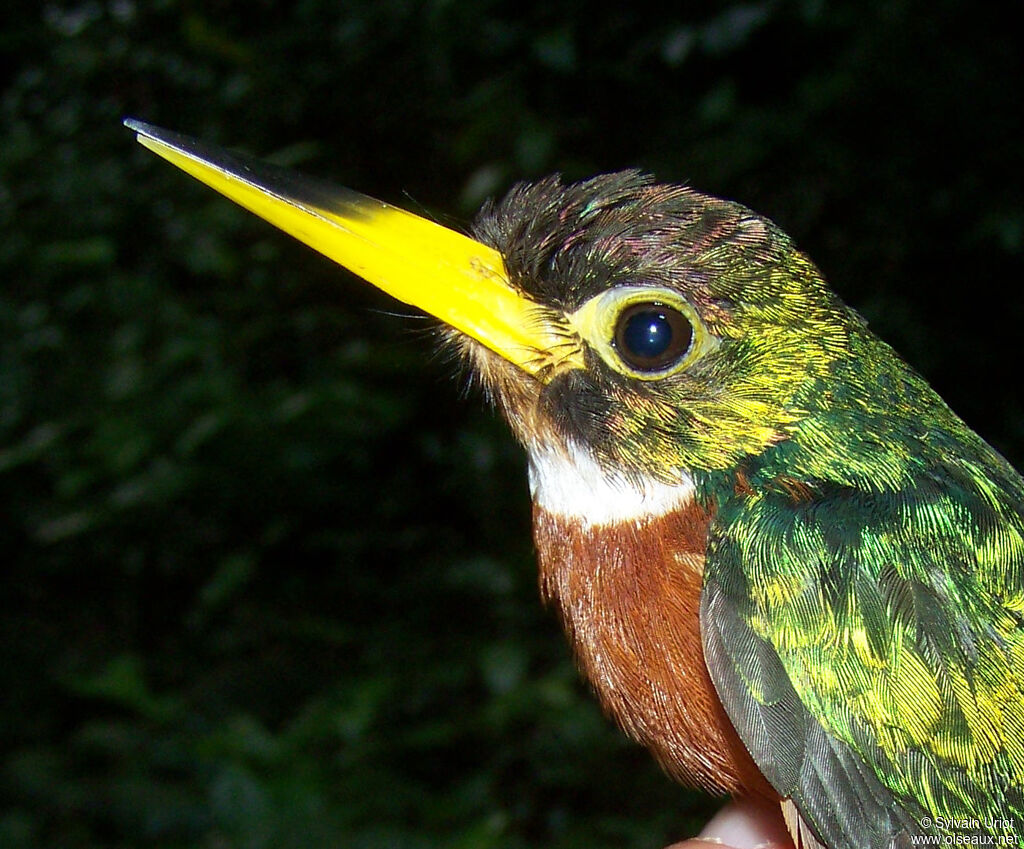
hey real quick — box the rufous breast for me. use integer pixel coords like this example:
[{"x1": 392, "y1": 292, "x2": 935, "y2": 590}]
[{"x1": 530, "y1": 465, "x2": 773, "y2": 799}]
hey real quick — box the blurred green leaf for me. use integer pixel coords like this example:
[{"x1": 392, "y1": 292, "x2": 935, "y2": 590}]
[{"x1": 64, "y1": 654, "x2": 182, "y2": 722}]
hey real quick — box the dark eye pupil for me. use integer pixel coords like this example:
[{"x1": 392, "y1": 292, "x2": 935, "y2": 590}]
[
  {"x1": 622, "y1": 311, "x2": 673, "y2": 358},
  {"x1": 614, "y1": 303, "x2": 693, "y2": 372}
]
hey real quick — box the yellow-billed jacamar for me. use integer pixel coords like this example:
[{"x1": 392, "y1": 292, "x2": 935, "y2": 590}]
[{"x1": 125, "y1": 120, "x2": 1024, "y2": 849}]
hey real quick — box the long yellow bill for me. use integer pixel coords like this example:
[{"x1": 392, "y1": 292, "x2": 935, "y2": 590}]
[{"x1": 124, "y1": 119, "x2": 573, "y2": 377}]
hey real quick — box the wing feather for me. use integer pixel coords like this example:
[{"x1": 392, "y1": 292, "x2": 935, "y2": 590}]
[{"x1": 701, "y1": 461, "x2": 1024, "y2": 848}]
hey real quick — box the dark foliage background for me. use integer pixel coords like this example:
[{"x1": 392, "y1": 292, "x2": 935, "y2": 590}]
[{"x1": 2, "y1": 1, "x2": 1021, "y2": 847}]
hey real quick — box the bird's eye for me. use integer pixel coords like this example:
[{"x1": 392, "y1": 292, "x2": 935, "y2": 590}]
[
  {"x1": 613, "y1": 302, "x2": 694, "y2": 372},
  {"x1": 569, "y1": 287, "x2": 708, "y2": 380}
]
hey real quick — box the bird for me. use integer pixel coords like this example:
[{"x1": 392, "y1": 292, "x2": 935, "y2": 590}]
[{"x1": 124, "y1": 119, "x2": 1024, "y2": 849}]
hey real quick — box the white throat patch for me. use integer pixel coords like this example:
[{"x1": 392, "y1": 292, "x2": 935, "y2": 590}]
[{"x1": 527, "y1": 439, "x2": 696, "y2": 527}]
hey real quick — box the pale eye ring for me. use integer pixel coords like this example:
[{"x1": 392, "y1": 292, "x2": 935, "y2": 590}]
[
  {"x1": 568, "y1": 285, "x2": 711, "y2": 380},
  {"x1": 613, "y1": 302, "x2": 694, "y2": 372}
]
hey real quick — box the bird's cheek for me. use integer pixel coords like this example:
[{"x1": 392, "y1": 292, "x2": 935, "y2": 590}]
[{"x1": 531, "y1": 370, "x2": 616, "y2": 450}]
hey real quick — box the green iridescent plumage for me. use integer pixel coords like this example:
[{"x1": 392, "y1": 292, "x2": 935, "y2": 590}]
[
  {"x1": 685, "y1": 206, "x2": 1024, "y2": 847},
  {"x1": 703, "y1": 448, "x2": 1024, "y2": 846},
  {"x1": 698, "y1": 338, "x2": 1024, "y2": 843}
]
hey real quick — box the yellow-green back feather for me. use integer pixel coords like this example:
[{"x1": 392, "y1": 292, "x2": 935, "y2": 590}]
[{"x1": 702, "y1": 326, "x2": 1024, "y2": 847}]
